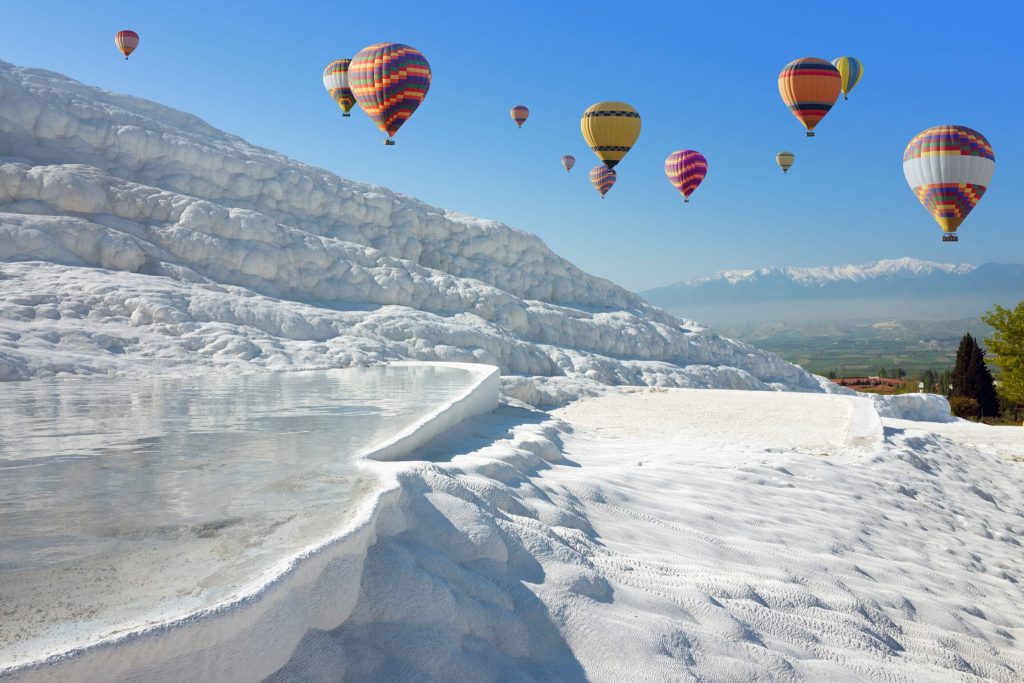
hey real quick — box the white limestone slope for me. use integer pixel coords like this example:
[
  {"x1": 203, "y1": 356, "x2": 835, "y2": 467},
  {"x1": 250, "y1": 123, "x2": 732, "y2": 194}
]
[{"x1": 0, "y1": 60, "x2": 825, "y2": 400}]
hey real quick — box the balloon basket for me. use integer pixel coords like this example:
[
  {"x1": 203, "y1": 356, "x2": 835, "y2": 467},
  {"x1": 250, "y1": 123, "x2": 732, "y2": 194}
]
[
  {"x1": 806, "y1": 131, "x2": 815, "y2": 137},
  {"x1": 343, "y1": 113, "x2": 351, "y2": 118},
  {"x1": 384, "y1": 139, "x2": 395, "y2": 146},
  {"x1": 942, "y1": 234, "x2": 958, "y2": 242}
]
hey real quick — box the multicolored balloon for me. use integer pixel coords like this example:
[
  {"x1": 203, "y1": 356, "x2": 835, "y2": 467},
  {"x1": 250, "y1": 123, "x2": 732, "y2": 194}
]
[
  {"x1": 831, "y1": 56, "x2": 863, "y2": 101},
  {"x1": 561, "y1": 155, "x2": 576, "y2": 173},
  {"x1": 776, "y1": 151, "x2": 795, "y2": 173},
  {"x1": 589, "y1": 165, "x2": 617, "y2": 198},
  {"x1": 778, "y1": 58, "x2": 841, "y2": 137},
  {"x1": 581, "y1": 102, "x2": 641, "y2": 168},
  {"x1": 664, "y1": 150, "x2": 708, "y2": 203},
  {"x1": 349, "y1": 43, "x2": 431, "y2": 145},
  {"x1": 903, "y1": 125, "x2": 995, "y2": 242},
  {"x1": 115, "y1": 30, "x2": 139, "y2": 60},
  {"x1": 511, "y1": 105, "x2": 529, "y2": 128},
  {"x1": 323, "y1": 59, "x2": 356, "y2": 117}
]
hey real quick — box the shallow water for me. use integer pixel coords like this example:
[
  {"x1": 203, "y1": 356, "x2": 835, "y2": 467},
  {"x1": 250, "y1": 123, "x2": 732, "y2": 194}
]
[{"x1": 0, "y1": 365, "x2": 476, "y2": 664}]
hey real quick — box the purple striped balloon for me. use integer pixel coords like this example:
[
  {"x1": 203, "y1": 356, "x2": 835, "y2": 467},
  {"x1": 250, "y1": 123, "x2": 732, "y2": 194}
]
[
  {"x1": 665, "y1": 150, "x2": 708, "y2": 202},
  {"x1": 590, "y1": 165, "x2": 616, "y2": 198}
]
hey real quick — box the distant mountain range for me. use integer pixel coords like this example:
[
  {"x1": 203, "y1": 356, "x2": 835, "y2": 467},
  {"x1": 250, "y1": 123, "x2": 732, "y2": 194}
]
[{"x1": 641, "y1": 258, "x2": 1024, "y2": 324}]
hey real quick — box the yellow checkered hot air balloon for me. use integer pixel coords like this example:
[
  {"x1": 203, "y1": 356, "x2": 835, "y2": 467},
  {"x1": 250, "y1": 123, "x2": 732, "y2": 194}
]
[{"x1": 581, "y1": 102, "x2": 641, "y2": 169}]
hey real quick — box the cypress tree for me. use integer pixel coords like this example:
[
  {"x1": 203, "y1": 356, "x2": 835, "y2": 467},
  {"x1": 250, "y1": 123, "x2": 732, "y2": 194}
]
[{"x1": 951, "y1": 334, "x2": 999, "y2": 418}]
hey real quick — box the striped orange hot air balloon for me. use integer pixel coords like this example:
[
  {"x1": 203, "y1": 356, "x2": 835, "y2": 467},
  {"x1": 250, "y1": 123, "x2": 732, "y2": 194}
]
[
  {"x1": 115, "y1": 30, "x2": 139, "y2": 60},
  {"x1": 511, "y1": 105, "x2": 529, "y2": 128},
  {"x1": 778, "y1": 57, "x2": 841, "y2": 137},
  {"x1": 349, "y1": 43, "x2": 431, "y2": 145},
  {"x1": 590, "y1": 165, "x2": 616, "y2": 198}
]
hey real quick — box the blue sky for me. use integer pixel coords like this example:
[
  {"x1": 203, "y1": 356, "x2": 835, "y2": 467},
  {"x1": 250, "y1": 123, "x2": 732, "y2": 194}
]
[{"x1": 2, "y1": 1, "x2": 1021, "y2": 291}]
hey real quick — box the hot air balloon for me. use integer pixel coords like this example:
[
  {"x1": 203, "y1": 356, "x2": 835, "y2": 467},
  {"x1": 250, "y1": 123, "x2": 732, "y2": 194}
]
[
  {"x1": 115, "y1": 30, "x2": 139, "y2": 60},
  {"x1": 349, "y1": 43, "x2": 431, "y2": 145},
  {"x1": 590, "y1": 165, "x2": 616, "y2": 198},
  {"x1": 581, "y1": 102, "x2": 641, "y2": 168},
  {"x1": 776, "y1": 151, "x2": 795, "y2": 173},
  {"x1": 903, "y1": 125, "x2": 995, "y2": 242},
  {"x1": 831, "y1": 56, "x2": 863, "y2": 101},
  {"x1": 511, "y1": 105, "x2": 529, "y2": 128},
  {"x1": 778, "y1": 58, "x2": 841, "y2": 137},
  {"x1": 664, "y1": 150, "x2": 708, "y2": 203},
  {"x1": 323, "y1": 59, "x2": 356, "y2": 117},
  {"x1": 561, "y1": 155, "x2": 576, "y2": 173}
]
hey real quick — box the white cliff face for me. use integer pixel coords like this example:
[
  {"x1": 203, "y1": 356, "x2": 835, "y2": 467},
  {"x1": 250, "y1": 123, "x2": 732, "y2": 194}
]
[{"x1": 0, "y1": 60, "x2": 825, "y2": 402}]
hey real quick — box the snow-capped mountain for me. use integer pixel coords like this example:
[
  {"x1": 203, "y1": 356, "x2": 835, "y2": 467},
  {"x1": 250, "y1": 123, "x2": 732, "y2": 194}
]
[
  {"x1": 0, "y1": 60, "x2": 828, "y2": 402},
  {"x1": 642, "y1": 258, "x2": 1024, "y2": 323}
]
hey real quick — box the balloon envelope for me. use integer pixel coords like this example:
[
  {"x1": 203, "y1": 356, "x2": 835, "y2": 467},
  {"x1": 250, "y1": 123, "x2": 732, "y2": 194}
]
[
  {"x1": 511, "y1": 105, "x2": 529, "y2": 128},
  {"x1": 581, "y1": 102, "x2": 641, "y2": 168},
  {"x1": 349, "y1": 43, "x2": 431, "y2": 143},
  {"x1": 589, "y1": 165, "x2": 616, "y2": 198},
  {"x1": 778, "y1": 58, "x2": 840, "y2": 136},
  {"x1": 831, "y1": 56, "x2": 863, "y2": 100},
  {"x1": 115, "y1": 30, "x2": 139, "y2": 59},
  {"x1": 664, "y1": 150, "x2": 708, "y2": 202},
  {"x1": 903, "y1": 125, "x2": 994, "y2": 239},
  {"x1": 561, "y1": 155, "x2": 576, "y2": 173},
  {"x1": 323, "y1": 59, "x2": 356, "y2": 116},
  {"x1": 776, "y1": 151, "x2": 795, "y2": 173}
]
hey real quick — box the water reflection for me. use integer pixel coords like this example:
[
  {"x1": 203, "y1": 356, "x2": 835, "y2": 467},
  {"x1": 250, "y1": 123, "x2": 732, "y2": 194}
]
[{"x1": 0, "y1": 366, "x2": 475, "y2": 662}]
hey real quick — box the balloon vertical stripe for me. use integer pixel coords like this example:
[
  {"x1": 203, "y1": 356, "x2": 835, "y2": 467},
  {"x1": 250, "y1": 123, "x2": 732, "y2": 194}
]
[
  {"x1": 115, "y1": 30, "x2": 139, "y2": 60},
  {"x1": 831, "y1": 56, "x2": 863, "y2": 100}
]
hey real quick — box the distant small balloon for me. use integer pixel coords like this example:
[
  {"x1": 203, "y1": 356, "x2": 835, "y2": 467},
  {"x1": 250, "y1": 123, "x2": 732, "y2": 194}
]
[
  {"x1": 511, "y1": 105, "x2": 529, "y2": 128},
  {"x1": 776, "y1": 151, "x2": 795, "y2": 173},
  {"x1": 664, "y1": 150, "x2": 708, "y2": 202},
  {"x1": 590, "y1": 165, "x2": 616, "y2": 198},
  {"x1": 831, "y1": 56, "x2": 863, "y2": 101},
  {"x1": 115, "y1": 30, "x2": 139, "y2": 60},
  {"x1": 561, "y1": 155, "x2": 576, "y2": 173},
  {"x1": 323, "y1": 59, "x2": 356, "y2": 117}
]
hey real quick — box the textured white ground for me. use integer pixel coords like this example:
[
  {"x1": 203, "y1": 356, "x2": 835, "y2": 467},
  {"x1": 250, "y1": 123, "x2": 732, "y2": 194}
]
[{"x1": 262, "y1": 390, "x2": 1024, "y2": 683}]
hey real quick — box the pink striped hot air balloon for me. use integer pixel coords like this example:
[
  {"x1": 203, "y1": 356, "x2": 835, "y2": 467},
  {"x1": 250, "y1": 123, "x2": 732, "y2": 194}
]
[
  {"x1": 561, "y1": 155, "x2": 576, "y2": 173},
  {"x1": 115, "y1": 30, "x2": 139, "y2": 60},
  {"x1": 664, "y1": 150, "x2": 708, "y2": 203},
  {"x1": 590, "y1": 165, "x2": 616, "y2": 198},
  {"x1": 510, "y1": 105, "x2": 529, "y2": 128}
]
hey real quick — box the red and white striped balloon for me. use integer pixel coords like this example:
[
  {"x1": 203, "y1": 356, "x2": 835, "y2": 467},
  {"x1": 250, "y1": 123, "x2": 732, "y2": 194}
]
[{"x1": 115, "y1": 30, "x2": 139, "y2": 60}]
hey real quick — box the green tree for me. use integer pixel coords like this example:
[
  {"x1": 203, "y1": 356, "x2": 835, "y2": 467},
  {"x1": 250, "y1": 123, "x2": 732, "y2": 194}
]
[
  {"x1": 983, "y1": 301, "x2": 1024, "y2": 420},
  {"x1": 922, "y1": 369, "x2": 936, "y2": 393},
  {"x1": 878, "y1": 367, "x2": 887, "y2": 379},
  {"x1": 951, "y1": 333, "x2": 999, "y2": 418}
]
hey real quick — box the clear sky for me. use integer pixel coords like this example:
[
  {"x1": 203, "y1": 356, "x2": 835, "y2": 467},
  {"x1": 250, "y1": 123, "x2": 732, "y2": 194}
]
[{"x1": 1, "y1": 1, "x2": 1021, "y2": 291}]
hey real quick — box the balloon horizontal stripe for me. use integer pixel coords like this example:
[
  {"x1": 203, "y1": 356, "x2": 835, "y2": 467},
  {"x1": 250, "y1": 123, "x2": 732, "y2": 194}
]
[
  {"x1": 591, "y1": 145, "x2": 633, "y2": 152},
  {"x1": 585, "y1": 111, "x2": 638, "y2": 118}
]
